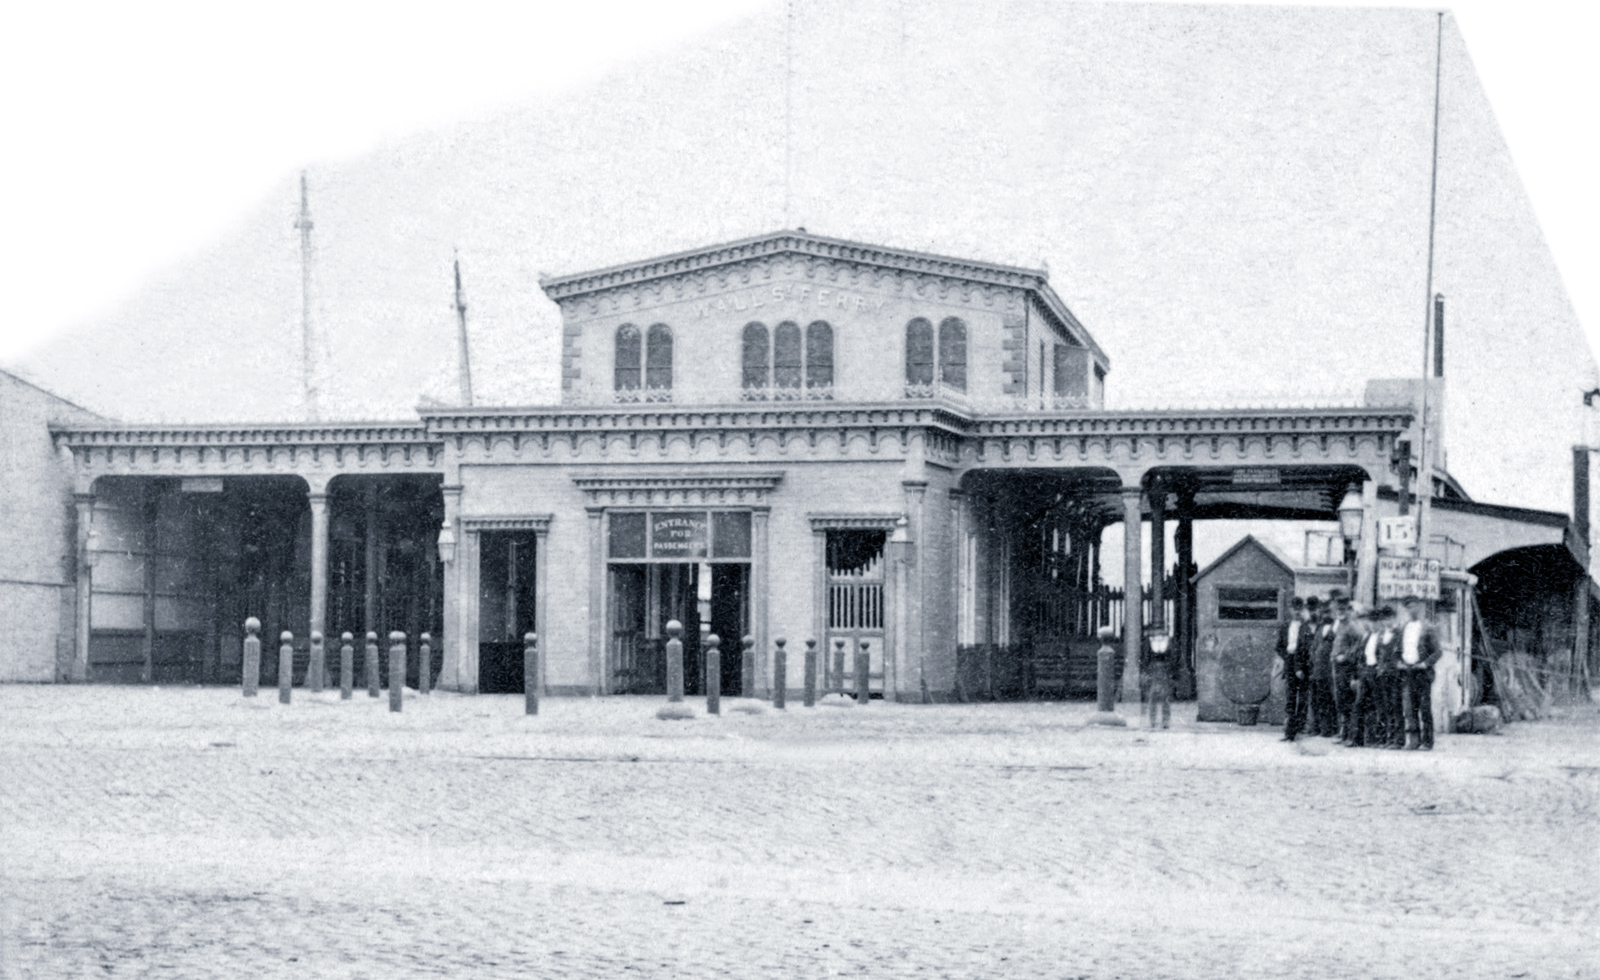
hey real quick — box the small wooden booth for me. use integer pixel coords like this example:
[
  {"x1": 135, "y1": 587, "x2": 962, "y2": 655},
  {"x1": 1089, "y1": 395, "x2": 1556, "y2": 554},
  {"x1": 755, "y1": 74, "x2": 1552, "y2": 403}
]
[{"x1": 1193, "y1": 536, "x2": 1296, "y2": 724}]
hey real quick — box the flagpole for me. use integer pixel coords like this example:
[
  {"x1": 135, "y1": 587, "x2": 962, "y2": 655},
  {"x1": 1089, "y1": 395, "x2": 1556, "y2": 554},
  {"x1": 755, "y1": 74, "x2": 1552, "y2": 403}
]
[
  {"x1": 454, "y1": 248, "x2": 474, "y2": 407},
  {"x1": 1417, "y1": 11, "x2": 1443, "y2": 557},
  {"x1": 296, "y1": 170, "x2": 318, "y2": 421}
]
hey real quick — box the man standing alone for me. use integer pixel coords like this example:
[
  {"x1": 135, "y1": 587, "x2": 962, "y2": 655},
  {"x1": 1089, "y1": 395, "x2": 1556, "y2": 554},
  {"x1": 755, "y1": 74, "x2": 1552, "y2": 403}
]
[{"x1": 1396, "y1": 595, "x2": 1442, "y2": 750}]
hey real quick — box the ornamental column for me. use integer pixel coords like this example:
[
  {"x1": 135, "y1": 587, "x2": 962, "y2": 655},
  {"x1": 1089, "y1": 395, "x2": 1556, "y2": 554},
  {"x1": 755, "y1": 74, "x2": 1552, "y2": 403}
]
[
  {"x1": 903, "y1": 480, "x2": 928, "y2": 701},
  {"x1": 1355, "y1": 479, "x2": 1379, "y2": 607},
  {"x1": 750, "y1": 508, "x2": 770, "y2": 698},
  {"x1": 436, "y1": 484, "x2": 463, "y2": 690},
  {"x1": 308, "y1": 480, "x2": 331, "y2": 674},
  {"x1": 72, "y1": 491, "x2": 94, "y2": 683},
  {"x1": 1149, "y1": 477, "x2": 1166, "y2": 633},
  {"x1": 587, "y1": 508, "x2": 605, "y2": 696},
  {"x1": 1121, "y1": 485, "x2": 1143, "y2": 703}
]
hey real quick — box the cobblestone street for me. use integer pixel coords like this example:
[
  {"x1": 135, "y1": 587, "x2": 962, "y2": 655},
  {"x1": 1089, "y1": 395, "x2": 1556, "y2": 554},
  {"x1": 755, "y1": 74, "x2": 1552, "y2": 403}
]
[{"x1": 2, "y1": 687, "x2": 1596, "y2": 979}]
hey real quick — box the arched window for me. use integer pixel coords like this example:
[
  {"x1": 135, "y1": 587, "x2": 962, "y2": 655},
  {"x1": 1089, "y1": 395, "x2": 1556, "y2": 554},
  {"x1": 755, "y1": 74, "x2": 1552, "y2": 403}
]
[
  {"x1": 805, "y1": 321, "x2": 833, "y2": 389},
  {"x1": 741, "y1": 322, "x2": 769, "y2": 392},
  {"x1": 938, "y1": 317, "x2": 967, "y2": 391},
  {"x1": 774, "y1": 321, "x2": 803, "y2": 390},
  {"x1": 906, "y1": 318, "x2": 935, "y2": 386},
  {"x1": 614, "y1": 324, "x2": 641, "y2": 391},
  {"x1": 645, "y1": 323, "x2": 673, "y2": 392}
]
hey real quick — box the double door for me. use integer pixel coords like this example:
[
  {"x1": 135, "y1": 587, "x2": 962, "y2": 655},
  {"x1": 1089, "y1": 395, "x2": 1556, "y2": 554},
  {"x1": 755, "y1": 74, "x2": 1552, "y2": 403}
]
[{"x1": 611, "y1": 562, "x2": 748, "y2": 695}]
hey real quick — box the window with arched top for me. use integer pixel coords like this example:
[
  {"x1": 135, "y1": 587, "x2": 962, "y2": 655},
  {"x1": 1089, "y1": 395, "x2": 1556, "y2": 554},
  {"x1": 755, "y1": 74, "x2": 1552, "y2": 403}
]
[
  {"x1": 774, "y1": 321, "x2": 803, "y2": 390},
  {"x1": 645, "y1": 323, "x2": 673, "y2": 392},
  {"x1": 740, "y1": 318, "x2": 834, "y2": 399},
  {"x1": 742, "y1": 322, "x2": 769, "y2": 391},
  {"x1": 938, "y1": 317, "x2": 967, "y2": 391},
  {"x1": 906, "y1": 318, "x2": 935, "y2": 387},
  {"x1": 805, "y1": 321, "x2": 833, "y2": 389},
  {"x1": 614, "y1": 324, "x2": 641, "y2": 391}
]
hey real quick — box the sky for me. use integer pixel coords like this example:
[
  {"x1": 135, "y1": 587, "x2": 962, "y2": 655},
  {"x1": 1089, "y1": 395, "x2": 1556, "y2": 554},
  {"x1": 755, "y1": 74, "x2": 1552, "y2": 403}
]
[{"x1": 0, "y1": 0, "x2": 1592, "y2": 368}]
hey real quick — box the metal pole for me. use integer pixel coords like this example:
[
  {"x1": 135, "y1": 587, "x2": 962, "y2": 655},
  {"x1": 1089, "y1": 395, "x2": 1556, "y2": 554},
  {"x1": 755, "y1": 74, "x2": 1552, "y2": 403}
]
[
  {"x1": 524, "y1": 632, "x2": 540, "y2": 716},
  {"x1": 706, "y1": 634, "x2": 722, "y2": 715},
  {"x1": 278, "y1": 631, "x2": 294, "y2": 705},
  {"x1": 1416, "y1": 12, "x2": 1444, "y2": 553},
  {"x1": 665, "y1": 620, "x2": 685, "y2": 702},
  {"x1": 418, "y1": 632, "x2": 432, "y2": 695},
  {"x1": 856, "y1": 639, "x2": 871, "y2": 705},
  {"x1": 803, "y1": 639, "x2": 817, "y2": 707},
  {"x1": 773, "y1": 638, "x2": 787, "y2": 709},
  {"x1": 389, "y1": 631, "x2": 406, "y2": 712},
  {"x1": 366, "y1": 631, "x2": 380, "y2": 698},
  {"x1": 339, "y1": 632, "x2": 353, "y2": 699},
  {"x1": 242, "y1": 618, "x2": 261, "y2": 697},
  {"x1": 309, "y1": 631, "x2": 325, "y2": 694}
]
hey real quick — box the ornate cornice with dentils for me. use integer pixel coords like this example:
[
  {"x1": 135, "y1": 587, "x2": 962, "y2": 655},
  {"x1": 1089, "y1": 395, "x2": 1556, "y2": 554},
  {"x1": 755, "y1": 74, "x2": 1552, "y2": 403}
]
[
  {"x1": 807, "y1": 513, "x2": 905, "y2": 531},
  {"x1": 51, "y1": 422, "x2": 441, "y2": 475},
  {"x1": 461, "y1": 514, "x2": 553, "y2": 533},
  {"x1": 540, "y1": 230, "x2": 1049, "y2": 301},
  {"x1": 961, "y1": 406, "x2": 1414, "y2": 468},
  {"x1": 574, "y1": 472, "x2": 784, "y2": 508}
]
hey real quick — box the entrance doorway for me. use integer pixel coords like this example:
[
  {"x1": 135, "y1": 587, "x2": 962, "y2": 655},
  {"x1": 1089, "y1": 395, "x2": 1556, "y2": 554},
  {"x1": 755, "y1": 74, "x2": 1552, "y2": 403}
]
[
  {"x1": 477, "y1": 531, "x2": 538, "y2": 694},
  {"x1": 605, "y1": 508, "x2": 755, "y2": 696},
  {"x1": 611, "y1": 562, "x2": 748, "y2": 695}
]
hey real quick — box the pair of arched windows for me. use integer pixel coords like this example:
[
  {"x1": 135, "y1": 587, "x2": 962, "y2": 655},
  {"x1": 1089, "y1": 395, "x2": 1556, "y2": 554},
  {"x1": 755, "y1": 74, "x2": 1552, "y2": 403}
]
[
  {"x1": 615, "y1": 323, "x2": 672, "y2": 396},
  {"x1": 906, "y1": 317, "x2": 966, "y2": 391},
  {"x1": 742, "y1": 320, "x2": 833, "y2": 396}
]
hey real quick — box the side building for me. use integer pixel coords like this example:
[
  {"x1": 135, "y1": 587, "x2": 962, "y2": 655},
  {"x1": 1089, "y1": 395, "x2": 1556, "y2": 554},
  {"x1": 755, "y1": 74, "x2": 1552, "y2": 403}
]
[{"x1": 0, "y1": 370, "x2": 102, "y2": 681}]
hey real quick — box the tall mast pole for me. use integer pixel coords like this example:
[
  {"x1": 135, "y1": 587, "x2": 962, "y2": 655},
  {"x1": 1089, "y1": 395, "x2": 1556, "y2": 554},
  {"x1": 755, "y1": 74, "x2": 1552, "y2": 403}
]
[
  {"x1": 454, "y1": 248, "x2": 474, "y2": 407},
  {"x1": 296, "y1": 170, "x2": 318, "y2": 421},
  {"x1": 1417, "y1": 12, "x2": 1443, "y2": 555}
]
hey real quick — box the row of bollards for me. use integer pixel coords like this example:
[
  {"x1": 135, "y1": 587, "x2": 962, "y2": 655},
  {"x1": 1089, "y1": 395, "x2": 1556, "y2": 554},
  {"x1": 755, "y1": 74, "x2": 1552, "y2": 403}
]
[
  {"x1": 241, "y1": 618, "x2": 467, "y2": 714},
  {"x1": 653, "y1": 620, "x2": 875, "y2": 719}
]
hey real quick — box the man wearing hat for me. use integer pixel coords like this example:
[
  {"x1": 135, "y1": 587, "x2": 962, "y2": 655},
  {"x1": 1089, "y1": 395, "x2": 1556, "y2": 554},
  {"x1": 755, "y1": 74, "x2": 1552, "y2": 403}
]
[
  {"x1": 1346, "y1": 605, "x2": 1389, "y2": 747},
  {"x1": 1373, "y1": 605, "x2": 1407, "y2": 748},
  {"x1": 1307, "y1": 595, "x2": 1338, "y2": 736},
  {"x1": 1329, "y1": 593, "x2": 1365, "y2": 742},
  {"x1": 1140, "y1": 629, "x2": 1174, "y2": 729},
  {"x1": 1396, "y1": 594, "x2": 1443, "y2": 749},
  {"x1": 1277, "y1": 596, "x2": 1315, "y2": 741}
]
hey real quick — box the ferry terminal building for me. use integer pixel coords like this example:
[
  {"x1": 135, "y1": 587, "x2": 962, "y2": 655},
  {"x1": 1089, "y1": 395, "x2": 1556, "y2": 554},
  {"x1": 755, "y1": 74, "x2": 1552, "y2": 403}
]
[{"x1": 10, "y1": 231, "x2": 1590, "y2": 709}]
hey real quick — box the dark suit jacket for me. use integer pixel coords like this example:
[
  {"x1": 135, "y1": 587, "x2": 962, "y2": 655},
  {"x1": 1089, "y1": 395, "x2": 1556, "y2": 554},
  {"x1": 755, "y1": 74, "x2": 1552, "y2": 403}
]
[
  {"x1": 1276, "y1": 618, "x2": 1314, "y2": 679},
  {"x1": 1397, "y1": 621, "x2": 1443, "y2": 671}
]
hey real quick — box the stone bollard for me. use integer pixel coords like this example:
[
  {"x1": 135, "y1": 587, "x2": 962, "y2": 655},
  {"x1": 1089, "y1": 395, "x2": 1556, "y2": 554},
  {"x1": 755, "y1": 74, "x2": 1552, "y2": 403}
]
[
  {"x1": 242, "y1": 617, "x2": 261, "y2": 697},
  {"x1": 388, "y1": 631, "x2": 406, "y2": 713},
  {"x1": 833, "y1": 638, "x2": 847, "y2": 696},
  {"x1": 309, "y1": 631, "x2": 325, "y2": 694},
  {"x1": 524, "y1": 632, "x2": 540, "y2": 716},
  {"x1": 1087, "y1": 624, "x2": 1126, "y2": 727},
  {"x1": 339, "y1": 632, "x2": 354, "y2": 700},
  {"x1": 705, "y1": 634, "x2": 722, "y2": 715},
  {"x1": 741, "y1": 635, "x2": 754, "y2": 699},
  {"x1": 419, "y1": 633, "x2": 432, "y2": 695},
  {"x1": 278, "y1": 631, "x2": 294, "y2": 705},
  {"x1": 665, "y1": 620, "x2": 685, "y2": 702},
  {"x1": 365, "y1": 632, "x2": 380, "y2": 698},
  {"x1": 657, "y1": 621, "x2": 695, "y2": 720},
  {"x1": 803, "y1": 639, "x2": 817, "y2": 707},
  {"x1": 856, "y1": 639, "x2": 871, "y2": 706},
  {"x1": 773, "y1": 638, "x2": 787, "y2": 710}
]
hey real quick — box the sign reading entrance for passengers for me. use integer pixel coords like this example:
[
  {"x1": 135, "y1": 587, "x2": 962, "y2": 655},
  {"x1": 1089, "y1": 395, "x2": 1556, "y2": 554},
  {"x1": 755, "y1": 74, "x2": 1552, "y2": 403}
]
[
  {"x1": 1377, "y1": 556, "x2": 1441, "y2": 600},
  {"x1": 651, "y1": 513, "x2": 708, "y2": 558}
]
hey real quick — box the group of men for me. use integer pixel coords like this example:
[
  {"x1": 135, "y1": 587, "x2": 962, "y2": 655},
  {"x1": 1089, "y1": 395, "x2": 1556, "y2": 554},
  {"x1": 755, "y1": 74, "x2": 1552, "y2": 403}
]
[{"x1": 1276, "y1": 590, "x2": 1442, "y2": 749}]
